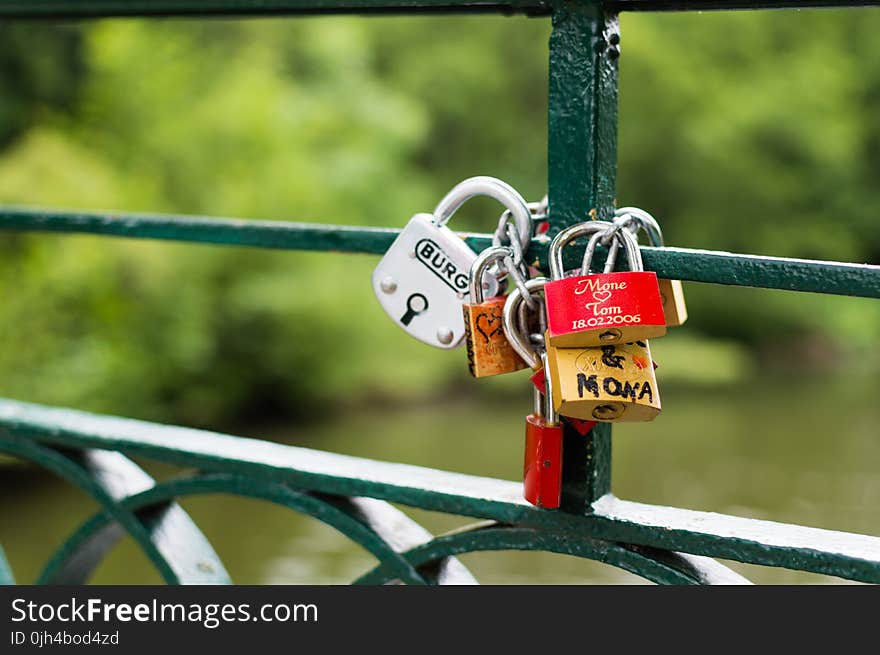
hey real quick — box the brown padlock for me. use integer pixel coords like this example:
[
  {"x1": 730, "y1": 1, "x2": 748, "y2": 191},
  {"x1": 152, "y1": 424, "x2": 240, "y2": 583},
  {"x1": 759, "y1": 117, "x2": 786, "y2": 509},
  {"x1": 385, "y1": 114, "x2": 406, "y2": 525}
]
[
  {"x1": 462, "y1": 246, "x2": 529, "y2": 378},
  {"x1": 544, "y1": 338, "x2": 661, "y2": 422}
]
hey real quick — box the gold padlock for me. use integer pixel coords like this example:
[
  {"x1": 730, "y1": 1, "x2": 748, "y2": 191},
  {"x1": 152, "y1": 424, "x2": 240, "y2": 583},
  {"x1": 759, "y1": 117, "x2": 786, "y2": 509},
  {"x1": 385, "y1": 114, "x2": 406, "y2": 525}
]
[
  {"x1": 615, "y1": 207, "x2": 688, "y2": 327},
  {"x1": 545, "y1": 337, "x2": 661, "y2": 422},
  {"x1": 658, "y1": 278, "x2": 687, "y2": 327}
]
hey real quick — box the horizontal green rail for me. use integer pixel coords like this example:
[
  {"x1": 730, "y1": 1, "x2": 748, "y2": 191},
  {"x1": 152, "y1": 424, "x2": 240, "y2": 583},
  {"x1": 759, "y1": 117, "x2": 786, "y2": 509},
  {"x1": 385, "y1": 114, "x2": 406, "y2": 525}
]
[
  {"x1": 0, "y1": 207, "x2": 402, "y2": 254},
  {"x1": 1, "y1": 397, "x2": 878, "y2": 583},
  {"x1": 0, "y1": 0, "x2": 878, "y2": 18},
  {"x1": 2, "y1": 206, "x2": 878, "y2": 298}
]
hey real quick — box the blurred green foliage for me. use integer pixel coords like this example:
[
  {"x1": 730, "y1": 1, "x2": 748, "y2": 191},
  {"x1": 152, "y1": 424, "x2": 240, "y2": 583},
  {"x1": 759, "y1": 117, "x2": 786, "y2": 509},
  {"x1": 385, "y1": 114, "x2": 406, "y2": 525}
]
[{"x1": 0, "y1": 11, "x2": 877, "y2": 427}]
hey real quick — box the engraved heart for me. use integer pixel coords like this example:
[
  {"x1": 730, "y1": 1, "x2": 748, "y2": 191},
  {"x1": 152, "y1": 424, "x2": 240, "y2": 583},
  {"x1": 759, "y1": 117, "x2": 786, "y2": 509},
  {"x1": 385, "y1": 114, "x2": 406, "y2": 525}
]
[
  {"x1": 592, "y1": 289, "x2": 612, "y2": 303},
  {"x1": 475, "y1": 312, "x2": 504, "y2": 342}
]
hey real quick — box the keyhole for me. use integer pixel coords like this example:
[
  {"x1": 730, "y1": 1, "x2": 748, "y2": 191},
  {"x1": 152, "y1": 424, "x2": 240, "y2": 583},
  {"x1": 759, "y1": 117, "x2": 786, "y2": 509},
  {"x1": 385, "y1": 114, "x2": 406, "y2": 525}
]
[{"x1": 400, "y1": 293, "x2": 428, "y2": 326}]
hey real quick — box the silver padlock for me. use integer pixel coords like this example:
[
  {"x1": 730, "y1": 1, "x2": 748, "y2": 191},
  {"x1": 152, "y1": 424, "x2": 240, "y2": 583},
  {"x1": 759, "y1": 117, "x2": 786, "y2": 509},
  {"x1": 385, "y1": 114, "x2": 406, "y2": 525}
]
[{"x1": 372, "y1": 176, "x2": 532, "y2": 349}]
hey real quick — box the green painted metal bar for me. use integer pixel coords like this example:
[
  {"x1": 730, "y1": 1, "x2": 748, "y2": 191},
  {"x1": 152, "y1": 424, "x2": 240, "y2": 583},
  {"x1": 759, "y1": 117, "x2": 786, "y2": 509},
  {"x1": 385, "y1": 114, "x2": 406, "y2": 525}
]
[
  {"x1": 625, "y1": 544, "x2": 753, "y2": 584},
  {"x1": 0, "y1": 545, "x2": 14, "y2": 585},
  {"x1": 354, "y1": 522, "x2": 752, "y2": 584},
  {"x1": 635, "y1": 246, "x2": 880, "y2": 298},
  {"x1": 3, "y1": 207, "x2": 879, "y2": 297},
  {"x1": 0, "y1": 0, "x2": 877, "y2": 19},
  {"x1": 39, "y1": 476, "x2": 475, "y2": 585},
  {"x1": 0, "y1": 439, "x2": 230, "y2": 584},
  {"x1": 2, "y1": 398, "x2": 879, "y2": 582},
  {"x1": 357, "y1": 525, "x2": 706, "y2": 584},
  {"x1": 38, "y1": 476, "x2": 444, "y2": 585},
  {"x1": 0, "y1": 207, "x2": 402, "y2": 255},
  {"x1": 547, "y1": 8, "x2": 618, "y2": 229},
  {"x1": 547, "y1": 5, "x2": 619, "y2": 512}
]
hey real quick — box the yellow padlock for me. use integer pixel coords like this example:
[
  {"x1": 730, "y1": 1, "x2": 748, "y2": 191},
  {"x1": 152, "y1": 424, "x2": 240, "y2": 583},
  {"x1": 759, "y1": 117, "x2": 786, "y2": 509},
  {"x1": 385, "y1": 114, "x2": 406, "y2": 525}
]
[
  {"x1": 658, "y1": 278, "x2": 688, "y2": 327},
  {"x1": 544, "y1": 337, "x2": 661, "y2": 422}
]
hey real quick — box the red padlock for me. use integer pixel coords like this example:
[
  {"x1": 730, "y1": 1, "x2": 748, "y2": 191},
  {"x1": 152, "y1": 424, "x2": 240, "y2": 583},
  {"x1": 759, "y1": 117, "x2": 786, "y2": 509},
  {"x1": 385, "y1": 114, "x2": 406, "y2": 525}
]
[
  {"x1": 524, "y1": 352, "x2": 564, "y2": 509},
  {"x1": 544, "y1": 222, "x2": 666, "y2": 348}
]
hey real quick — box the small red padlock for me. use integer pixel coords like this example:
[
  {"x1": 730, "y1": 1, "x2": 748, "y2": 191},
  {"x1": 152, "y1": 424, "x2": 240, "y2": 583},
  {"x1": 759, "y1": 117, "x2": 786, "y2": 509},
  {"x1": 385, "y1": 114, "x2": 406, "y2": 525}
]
[
  {"x1": 544, "y1": 222, "x2": 666, "y2": 348},
  {"x1": 524, "y1": 352, "x2": 564, "y2": 509}
]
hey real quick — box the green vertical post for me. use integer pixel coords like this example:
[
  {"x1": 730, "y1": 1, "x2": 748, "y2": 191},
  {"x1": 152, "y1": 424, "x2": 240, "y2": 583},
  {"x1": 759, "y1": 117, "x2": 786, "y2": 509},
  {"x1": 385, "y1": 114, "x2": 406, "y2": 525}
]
[{"x1": 547, "y1": 4, "x2": 619, "y2": 513}]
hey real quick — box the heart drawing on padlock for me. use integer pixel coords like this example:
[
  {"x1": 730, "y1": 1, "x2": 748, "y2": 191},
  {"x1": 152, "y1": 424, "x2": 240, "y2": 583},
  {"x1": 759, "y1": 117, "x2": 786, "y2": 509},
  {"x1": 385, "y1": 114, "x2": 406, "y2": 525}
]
[
  {"x1": 585, "y1": 289, "x2": 613, "y2": 313},
  {"x1": 475, "y1": 312, "x2": 505, "y2": 342}
]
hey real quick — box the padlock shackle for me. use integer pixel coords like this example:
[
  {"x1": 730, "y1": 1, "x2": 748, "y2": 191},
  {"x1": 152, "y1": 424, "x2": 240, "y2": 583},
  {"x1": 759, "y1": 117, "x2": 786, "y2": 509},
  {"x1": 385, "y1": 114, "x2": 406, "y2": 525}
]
[
  {"x1": 615, "y1": 207, "x2": 664, "y2": 247},
  {"x1": 468, "y1": 245, "x2": 512, "y2": 302},
  {"x1": 539, "y1": 351, "x2": 559, "y2": 426},
  {"x1": 502, "y1": 277, "x2": 548, "y2": 370},
  {"x1": 433, "y1": 176, "x2": 532, "y2": 253},
  {"x1": 581, "y1": 225, "x2": 643, "y2": 275},
  {"x1": 549, "y1": 221, "x2": 643, "y2": 278},
  {"x1": 615, "y1": 225, "x2": 644, "y2": 271}
]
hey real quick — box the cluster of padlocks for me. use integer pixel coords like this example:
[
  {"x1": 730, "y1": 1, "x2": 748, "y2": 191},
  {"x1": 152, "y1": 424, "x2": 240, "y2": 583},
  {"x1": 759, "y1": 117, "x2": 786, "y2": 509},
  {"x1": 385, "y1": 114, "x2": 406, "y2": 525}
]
[{"x1": 372, "y1": 177, "x2": 687, "y2": 510}]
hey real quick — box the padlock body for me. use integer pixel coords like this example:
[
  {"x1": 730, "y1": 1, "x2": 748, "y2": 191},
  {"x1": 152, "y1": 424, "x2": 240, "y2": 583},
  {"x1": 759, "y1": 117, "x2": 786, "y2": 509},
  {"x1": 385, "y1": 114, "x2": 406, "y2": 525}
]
[
  {"x1": 372, "y1": 214, "x2": 499, "y2": 349},
  {"x1": 545, "y1": 338, "x2": 661, "y2": 422},
  {"x1": 524, "y1": 414, "x2": 563, "y2": 509},
  {"x1": 463, "y1": 296, "x2": 528, "y2": 378},
  {"x1": 659, "y1": 278, "x2": 688, "y2": 327},
  {"x1": 544, "y1": 271, "x2": 666, "y2": 347}
]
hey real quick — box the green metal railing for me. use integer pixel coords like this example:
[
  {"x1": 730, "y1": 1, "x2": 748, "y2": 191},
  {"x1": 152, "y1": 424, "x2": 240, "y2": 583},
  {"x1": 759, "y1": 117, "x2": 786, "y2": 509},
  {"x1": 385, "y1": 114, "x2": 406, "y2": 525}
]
[{"x1": 1, "y1": 0, "x2": 879, "y2": 585}]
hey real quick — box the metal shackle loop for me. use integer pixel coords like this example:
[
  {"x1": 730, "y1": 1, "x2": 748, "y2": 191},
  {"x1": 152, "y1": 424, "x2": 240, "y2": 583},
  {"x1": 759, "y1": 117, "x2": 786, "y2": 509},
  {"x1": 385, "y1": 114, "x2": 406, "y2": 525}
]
[
  {"x1": 531, "y1": 195, "x2": 549, "y2": 222},
  {"x1": 549, "y1": 221, "x2": 625, "y2": 279},
  {"x1": 468, "y1": 245, "x2": 512, "y2": 303},
  {"x1": 432, "y1": 176, "x2": 533, "y2": 253},
  {"x1": 583, "y1": 229, "x2": 616, "y2": 275},
  {"x1": 612, "y1": 224, "x2": 644, "y2": 272},
  {"x1": 493, "y1": 195, "x2": 550, "y2": 252},
  {"x1": 502, "y1": 277, "x2": 548, "y2": 370},
  {"x1": 615, "y1": 207, "x2": 664, "y2": 247},
  {"x1": 540, "y1": 350, "x2": 558, "y2": 425}
]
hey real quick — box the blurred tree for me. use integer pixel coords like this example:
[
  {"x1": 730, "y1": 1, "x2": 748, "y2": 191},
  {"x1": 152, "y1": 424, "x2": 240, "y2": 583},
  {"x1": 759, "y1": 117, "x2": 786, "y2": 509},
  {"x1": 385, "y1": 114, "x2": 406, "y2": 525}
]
[
  {"x1": 0, "y1": 11, "x2": 877, "y2": 427},
  {"x1": 617, "y1": 10, "x2": 880, "y2": 349},
  {"x1": 0, "y1": 23, "x2": 84, "y2": 147}
]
